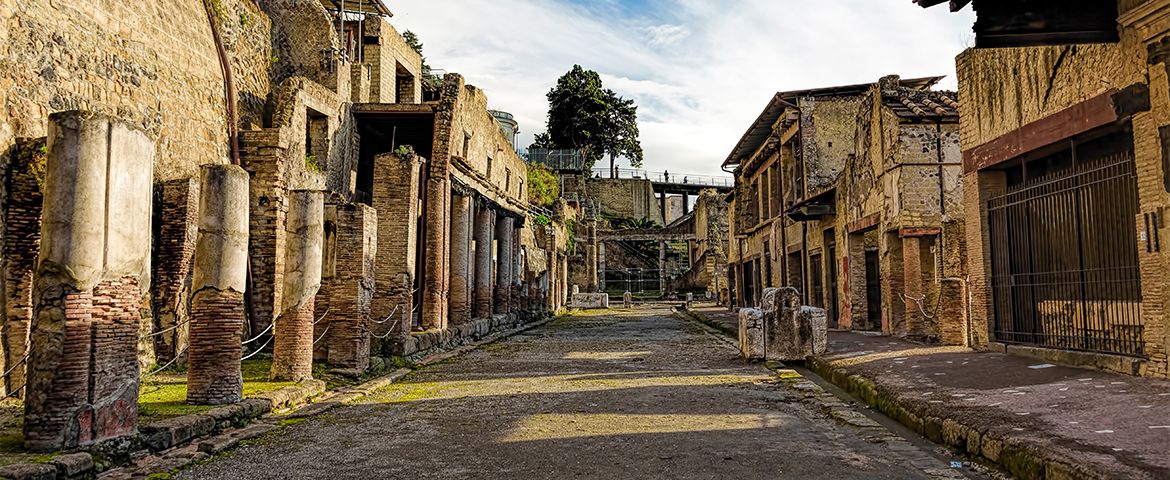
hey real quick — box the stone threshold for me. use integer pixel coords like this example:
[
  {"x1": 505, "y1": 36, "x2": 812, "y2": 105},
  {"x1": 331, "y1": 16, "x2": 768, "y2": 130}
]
[{"x1": 0, "y1": 313, "x2": 561, "y2": 480}]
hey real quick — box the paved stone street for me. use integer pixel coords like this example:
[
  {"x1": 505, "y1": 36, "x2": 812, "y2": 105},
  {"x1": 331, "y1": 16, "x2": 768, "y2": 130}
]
[{"x1": 178, "y1": 308, "x2": 966, "y2": 479}]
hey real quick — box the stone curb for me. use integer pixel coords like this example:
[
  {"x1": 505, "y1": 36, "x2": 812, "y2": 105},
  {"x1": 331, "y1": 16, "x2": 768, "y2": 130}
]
[
  {"x1": 87, "y1": 313, "x2": 563, "y2": 480},
  {"x1": 807, "y1": 356, "x2": 1112, "y2": 480}
]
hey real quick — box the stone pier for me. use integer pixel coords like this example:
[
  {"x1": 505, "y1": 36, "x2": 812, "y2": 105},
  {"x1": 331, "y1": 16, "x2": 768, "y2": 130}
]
[
  {"x1": 24, "y1": 111, "x2": 153, "y2": 451},
  {"x1": 371, "y1": 152, "x2": 419, "y2": 337},
  {"x1": 186, "y1": 165, "x2": 250, "y2": 405},
  {"x1": 494, "y1": 216, "x2": 515, "y2": 314},
  {"x1": 272, "y1": 191, "x2": 324, "y2": 382},
  {"x1": 449, "y1": 193, "x2": 473, "y2": 324},
  {"x1": 2, "y1": 139, "x2": 44, "y2": 398},
  {"x1": 474, "y1": 205, "x2": 495, "y2": 317},
  {"x1": 317, "y1": 202, "x2": 377, "y2": 370}
]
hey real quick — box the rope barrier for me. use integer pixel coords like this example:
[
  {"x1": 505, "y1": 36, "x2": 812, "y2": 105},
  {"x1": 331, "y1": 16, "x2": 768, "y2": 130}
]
[
  {"x1": 242, "y1": 320, "x2": 275, "y2": 345},
  {"x1": 3, "y1": 384, "x2": 25, "y2": 400},
  {"x1": 143, "y1": 318, "x2": 191, "y2": 338},
  {"x1": 1, "y1": 351, "x2": 29, "y2": 380},
  {"x1": 313, "y1": 325, "x2": 330, "y2": 345},
  {"x1": 312, "y1": 308, "x2": 331, "y2": 326},
  {"x1": 144, "y1": 347, "x2": 188, "y2": 378},
  {"x1": 241, "y1": 336, "x2": 274, "y2": 361}
]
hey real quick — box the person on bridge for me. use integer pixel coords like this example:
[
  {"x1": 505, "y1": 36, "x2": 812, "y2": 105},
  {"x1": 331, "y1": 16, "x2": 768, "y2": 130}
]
[
  {"x1": 664, "y1": 170, "x2": 669, "y2": 183},
  {"x1": 683, "y1": 176, "x2": 688, "y2": 184}
]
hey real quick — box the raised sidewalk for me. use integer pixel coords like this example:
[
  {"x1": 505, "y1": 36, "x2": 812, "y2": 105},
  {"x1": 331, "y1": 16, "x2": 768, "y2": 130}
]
[{"x1": 686, "y1": 305, "x2": 1170, "y2": 480}]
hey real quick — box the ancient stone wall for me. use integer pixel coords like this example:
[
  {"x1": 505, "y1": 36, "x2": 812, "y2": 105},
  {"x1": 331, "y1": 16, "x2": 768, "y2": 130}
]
[
  {"x1": 1, "y1": 139, "x2": 43, "y2": 397},
  {"x1": 957, "y1": 9, "x2": 1170, "y2": 376},
  {"x1": 363, "y1": 18, "x2": 423, "y2": 104},
  {"x1": 0, "y1": 0, "x2": 272, "y2": 183},
  {"x1": 150, "y1": 179, "x2": 200, "y2": 363}
]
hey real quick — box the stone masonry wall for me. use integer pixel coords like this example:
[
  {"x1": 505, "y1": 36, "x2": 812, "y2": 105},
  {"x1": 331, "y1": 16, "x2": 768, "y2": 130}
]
[
  {"x1": 0, "y1": 0, "x2": 273, "y2": 182},
  {"x1": 956, "y1": 9, "x2": 1170, "y2": 376}
]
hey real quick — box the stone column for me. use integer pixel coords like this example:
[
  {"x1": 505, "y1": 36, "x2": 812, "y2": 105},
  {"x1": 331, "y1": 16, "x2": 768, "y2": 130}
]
[
  {"x1": 421, "y1": 174, "x2": 451, "y2": 330},
  {"x1": 187, "y1": 165, "x2": 249, "y2": 405},
  {"x1": 25, "y1": 112, "x2": 153, "y2": 451},
  {"x1": 271, "y1": 191, "x2": 324, "y2": 382},
  {"x1": 658, "y1": 240, "x2": 667, "y2": 293},
  {"x1": 371, "y1": 152, "x2": 419, "y2": 337},
  {"x1": 474, "y1": 206, "x2": 495, "y2": 317},
  {"x1": 494, "y1": 216, "x2": 515, "y2": 314},
  {"x1": 449, "y1": 194, "x2": 473, "y2": 324},
  {"x1": 585, "y1": 221, "x2": 598, "y2": 292},
  {"x1": 598, "y1": 242, "x2": 607, "y2": 292}
]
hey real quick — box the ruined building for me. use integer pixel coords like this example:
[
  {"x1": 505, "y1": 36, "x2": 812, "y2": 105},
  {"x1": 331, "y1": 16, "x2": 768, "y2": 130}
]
[
  {"x1": 725, "y1": 75, "x2": 964, "y2": 344},
  {"x1": 919, "y1": 0, "x2": 1170, "y2": 377},
  {"x1": 0, "y1": 0, "x2": 569, "y2": 451}
]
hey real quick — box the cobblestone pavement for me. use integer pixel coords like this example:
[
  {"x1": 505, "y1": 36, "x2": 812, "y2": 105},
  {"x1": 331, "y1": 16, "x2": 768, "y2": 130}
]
[{"x1": 178, "y1": 307, "x2": 970, "y2": 479}]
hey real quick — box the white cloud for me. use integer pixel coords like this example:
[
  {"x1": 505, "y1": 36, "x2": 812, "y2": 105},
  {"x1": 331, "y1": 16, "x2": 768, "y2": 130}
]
[
  {"x1": 390, "y1": 0, "x2": 975, "y2": 176},
  {"x1": 643, "y1": 24, "x2": 690, "y2": 48}
]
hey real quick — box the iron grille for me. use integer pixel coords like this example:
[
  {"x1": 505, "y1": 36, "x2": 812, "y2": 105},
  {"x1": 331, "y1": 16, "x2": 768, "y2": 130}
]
[{"x1": 988, "y1": 151, "x2": 1144, "y2": 357}]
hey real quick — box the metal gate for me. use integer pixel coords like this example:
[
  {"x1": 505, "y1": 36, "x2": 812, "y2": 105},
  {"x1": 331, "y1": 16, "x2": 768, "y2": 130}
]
[{"x1": 988, "y1": 151, "x2": 1144, "y2": 357}]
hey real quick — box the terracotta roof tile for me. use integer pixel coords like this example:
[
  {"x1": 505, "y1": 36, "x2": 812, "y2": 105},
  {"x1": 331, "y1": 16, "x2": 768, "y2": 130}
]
[{"x1": 884, "y1": 88, "x2": 959, "y2": 119}]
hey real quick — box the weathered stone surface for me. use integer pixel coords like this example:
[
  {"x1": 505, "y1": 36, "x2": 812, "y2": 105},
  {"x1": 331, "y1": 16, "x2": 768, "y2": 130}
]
[
  {"x1": 738, "y1": 307, "x2": 765, "y2": 360},
  {"x1": 49, "y1": 452, "x2": 94, "y2": 477},
  {"x1": 0, "y1": 462, "x2": 57, "y2": 480},
  {"x1": 763, "y1": 288, "x2": 827, "y2": 361},
  {"x1": 569, "y1": 293, "x2": 609, "y2": 309}
]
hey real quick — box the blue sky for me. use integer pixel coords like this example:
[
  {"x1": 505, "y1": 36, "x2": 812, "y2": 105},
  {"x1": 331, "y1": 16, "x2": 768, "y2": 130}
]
[{"x1": 390, "y1": 0, "x2": 976, "y2": 176}]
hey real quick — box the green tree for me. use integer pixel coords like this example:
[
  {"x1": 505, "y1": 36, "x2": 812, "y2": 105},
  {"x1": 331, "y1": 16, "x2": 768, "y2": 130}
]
[
  {"x1": 541, "y1": 65, "x2": 643, "y2": 175},
  {"x1": 527, "y1": 162, "x2": 560, "y2": 207},
  {"x1": 402, "y1": 30, "x2": 431, "y2": 74}
]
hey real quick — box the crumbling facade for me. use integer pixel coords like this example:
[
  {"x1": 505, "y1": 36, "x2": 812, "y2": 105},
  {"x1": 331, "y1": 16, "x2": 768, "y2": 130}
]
[
  {"x1": 933, "y1": 0, "x2": 1170, "y2": 377},
  {"x1": 0, "y1": 0, "x2": 569, "y2": 451},
  {"x1": 726, "y1": 75, "x2": 965, "y2": 345}
]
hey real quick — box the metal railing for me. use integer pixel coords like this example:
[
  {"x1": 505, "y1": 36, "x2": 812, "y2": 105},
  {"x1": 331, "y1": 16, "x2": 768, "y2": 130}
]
[
  {"x1": 589, "y1": 168, "x2": 733, "y2": 188},
  {"x1": 525, "y1": 148, "x2": 585, "y2": 171},
  {"x1": 988, "y1": 150, "x2": 1144, "y2": 357}
]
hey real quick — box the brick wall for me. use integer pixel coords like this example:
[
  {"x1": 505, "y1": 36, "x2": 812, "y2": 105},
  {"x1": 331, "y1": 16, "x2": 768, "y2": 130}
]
[{"x1": 956, "y1": 9, "x2": 1170, "y2": 376}]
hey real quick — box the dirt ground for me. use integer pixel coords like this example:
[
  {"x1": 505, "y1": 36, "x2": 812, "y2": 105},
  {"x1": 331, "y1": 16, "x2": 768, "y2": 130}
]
[{"x1": 177, "y1": 307, "x2": 960, "y2": 479}]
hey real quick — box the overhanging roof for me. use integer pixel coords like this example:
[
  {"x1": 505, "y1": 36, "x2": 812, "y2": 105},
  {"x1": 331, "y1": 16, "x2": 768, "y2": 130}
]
[
  {"x1": 319, "y1": 0, "x2": 392, "y2": 17},
  {"x1": 720, "y1": 76, "x2": 943, "y2": 170}
]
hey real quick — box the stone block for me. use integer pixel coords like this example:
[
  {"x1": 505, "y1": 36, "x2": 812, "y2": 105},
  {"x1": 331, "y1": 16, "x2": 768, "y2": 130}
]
[
  {"x1": 763, "y1": 288, "x2": 828, "y2": 361},
  {"x1": 0, "y1": 462, "x2": 57, "y2": 480},
  {"x1": 738, "y1": 308, "x2": 765, "y2": 360},
  {"x1": 49, "y1": 452, "x2": 94, "y2": 477},
  {"x1": 569, "y1": 293, "x2": 609, "y2": 309}
]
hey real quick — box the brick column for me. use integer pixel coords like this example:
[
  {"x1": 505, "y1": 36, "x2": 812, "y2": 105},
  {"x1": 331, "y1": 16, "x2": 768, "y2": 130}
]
[
  {"x1": 25, "y1": 111, "x2": 153, "y2": 451},
  {"x1": 272, "y1": 191, "x2": 324, "y2": 382},
  {"x1": 449, "y1": 194, "x2": 473, "y2": 325},
  {"x1": 151, "y1": 178, "x2": 199, "y2": 365},
  {"x1": 371, "y1": 152, "x2": 419, "y2": 337},
  {"x1": 881, "y1": 232, "x2": 905, "y2": 336},
  {"x1": 2, "y1": 139, "x2": 44, "y2": 398},
  {"x1": 495, "y1": 216, "x2": 515, "y2": 314},
  {"x1": 901, "y1": 235, "x2": 925, "y2": 338},
  {"x1": 240, "y1": 130, "x2": 288, "y2": 337},
  {"x1": 474, "y1": 205, "x2": 495, "y2": 318},
  {"x1": 187, "y1": 165, "x2": 249, "y2": 405},
  {"x1": 422, "y1": 179, "x2": 450, "y2": 331},
  {"x1": 319, "y1": 202, "x2": 377, "y2": 370}
]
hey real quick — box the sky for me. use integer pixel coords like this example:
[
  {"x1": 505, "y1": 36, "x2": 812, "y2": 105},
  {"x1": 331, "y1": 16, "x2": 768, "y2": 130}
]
[{"x1": 389, "y1": 0, "x2": 976, "y2": 177}]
